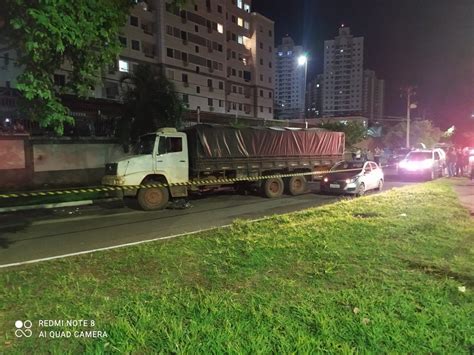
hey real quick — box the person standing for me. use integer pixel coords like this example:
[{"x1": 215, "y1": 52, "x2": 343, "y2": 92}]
[
  {"x1": 446, "y1": 147, "x2": 456, "y2": 177},
  {"x1": 456, "y1": 148, "x2": 464, "y2": 176}
]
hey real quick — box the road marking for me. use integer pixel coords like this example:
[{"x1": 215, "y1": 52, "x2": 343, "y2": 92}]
[{"x1": 0, "y1": 217, "x2": 270, "y2": 269}]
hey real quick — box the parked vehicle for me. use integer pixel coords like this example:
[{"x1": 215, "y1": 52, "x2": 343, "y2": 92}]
[
  {"x1": 398, "y1": 149, "x2": 446, "y2": 180},
  {"x1": 102, "y1": 125, "x2": 345, "y2": 210},
  {"x1": 320, "y1": 160, "x2": 384, "y2": 196}
]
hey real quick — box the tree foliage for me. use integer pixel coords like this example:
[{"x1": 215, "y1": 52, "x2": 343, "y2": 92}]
[
  {"x1": 318, "y1": 121, "x2": 367, "y2": 148},
  {"x1": 119, "y1": 64, "x2": 184, "y2": 143},
  {"x1": 1, "y1": 0, "x2": 134, "y2": 134},
  {"x1": 382, "y1": 120, "x2": 442, "y2": 149}
]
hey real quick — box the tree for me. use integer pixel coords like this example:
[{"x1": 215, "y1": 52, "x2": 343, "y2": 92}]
[
  {"x1": 120, "y1": 64, "x2": 184, "y2": 144},
  {"x1": 383, "y1": 120, "x2": 442, "y2": 149},
  {"x1": 1, "y1": 0, "x2": 188, "y2": 135},
  {"x1": 318, "y1": 121, "x2": 367, "y2": 148}
]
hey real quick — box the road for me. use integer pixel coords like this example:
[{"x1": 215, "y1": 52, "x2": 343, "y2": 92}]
[{"x1": 0, "y1": 178, "x2": 416, "y2": 267}]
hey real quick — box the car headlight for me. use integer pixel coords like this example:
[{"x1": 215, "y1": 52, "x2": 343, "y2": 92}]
[
  {"x1": 345, "y1": 178, "x2": 354, "y2": 184},
  {"x1": 323, "y1": 177, "x2": 329, "y2": 183}
]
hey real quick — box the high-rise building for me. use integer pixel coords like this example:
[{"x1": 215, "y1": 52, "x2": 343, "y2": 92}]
[
  {"x1": 322, "y1": 26, "x2": 363, "y2": 117},
  {"x1": 274, "y1": 36, "x2": 307, "y2": 119},
  {"x1": 362, "y1": 69, "x2": 384, "y2": 122},
  {"x1": 305, "y1": 74, "x2": 323, "y2": 118},
  {"x1": 0, "y1": 0, "x2": 275, "y2": 123}
]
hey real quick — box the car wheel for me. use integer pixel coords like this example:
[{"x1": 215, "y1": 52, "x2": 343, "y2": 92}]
[
  {"x1": 356, "y1": 182, "x2": 365, "y2": 197},
  {"x1": 377, "y1": 179, "x2": 384, "y2": 191}
]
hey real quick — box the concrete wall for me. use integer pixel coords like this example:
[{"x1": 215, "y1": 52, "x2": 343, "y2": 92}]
[{"x1": 0, "y1": 135, "x2": 126, "y2": 191}]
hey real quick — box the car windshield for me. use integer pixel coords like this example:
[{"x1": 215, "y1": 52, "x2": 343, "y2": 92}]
[
  {"x1": 406, "y1": 152, "x2": 432, "y2": 161},
  {"x1": 331, "y1": 161, "x2": 364, "y2": 171},
  {"x1": 132, "y1": 134, "x2": 156, "y2": 155}
]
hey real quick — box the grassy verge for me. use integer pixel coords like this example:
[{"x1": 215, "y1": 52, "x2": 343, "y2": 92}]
[{"x1": 1, "y1": 180, "x2": 473, "y2": 353}]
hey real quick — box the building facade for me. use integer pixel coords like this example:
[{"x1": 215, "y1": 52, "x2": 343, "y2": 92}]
[
  {"x1": 305, "y1": 74, "x2": 323, "y2": 118},
  {"x1": 0, "y1": 0, "x2": 275, "y2": 126},
  {"x1": 362, "y1": 69, "x2": 384, "y2": 123},
  {"x1": 322, "y1": 26, "x2": 363, "y2": 117},
  {"x1": 274, "y1": 36, "x2": 307, "y2": 119}
]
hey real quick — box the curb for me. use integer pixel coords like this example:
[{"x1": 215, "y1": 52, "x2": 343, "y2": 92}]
[{"x1": 0, "y1": 198, "x2": 121, "y2": 214}]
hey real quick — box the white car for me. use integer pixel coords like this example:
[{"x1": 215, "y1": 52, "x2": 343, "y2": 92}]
[{"x1": 320, "y1": 160, "x2": 385, "y2": 196}]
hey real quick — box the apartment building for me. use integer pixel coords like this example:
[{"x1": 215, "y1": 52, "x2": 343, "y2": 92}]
[
  {"x1": 274, "y1": 36, "x2": 307, "y2": 119},
  {"x1": 322, "y1": 25, "x2": 364, "y2": 117},
  {"x1": 305, "y1": 74, "x2": 323, "y2": 118},
  {"x1": 0, "y1": 0, "x2": 275, "y2": 124},
  {"x1": 362, "y1": 69, "x2": 384, "y2": 122}
]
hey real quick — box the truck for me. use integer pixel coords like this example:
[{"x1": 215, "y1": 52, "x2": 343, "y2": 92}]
[{"x1": 102, "y1": 124, "x2": 345, "y2": 210}]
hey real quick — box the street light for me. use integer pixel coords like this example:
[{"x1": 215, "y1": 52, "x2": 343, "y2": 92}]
[{"x1": 298, "y1": 55, "x2": 308, "y2": 125}]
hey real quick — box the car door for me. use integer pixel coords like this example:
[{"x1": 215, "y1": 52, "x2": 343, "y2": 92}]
[
  {"x1": 370, "y1": 162, "x2": 383, "y2": 187},
  {"x1": 361, "y1": 162, "x2": 374, "y2": 189},
  {"x1": 156, "y1": 134, "x2": 188, "y2": 183}
]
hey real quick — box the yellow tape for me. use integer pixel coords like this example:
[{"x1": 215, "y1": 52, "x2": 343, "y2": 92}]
[{"x1": 0, "y1": 165, "x2": 394, "y2": 199}]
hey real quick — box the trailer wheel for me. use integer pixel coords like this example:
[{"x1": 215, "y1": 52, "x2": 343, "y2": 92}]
[
  {"x1": 286, "y1": 176, "x2": 307, "y2": 196},
  {"x1": 263, "y1": 177, "x2": 284, "y2": 198},
  {"x1": 137, "y1": 186, "x2": 169, "y2": 211}
]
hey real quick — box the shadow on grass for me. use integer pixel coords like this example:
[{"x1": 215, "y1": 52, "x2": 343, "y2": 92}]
[{"x1": 404, "y1": 258, "x2": 474, "y2": 287}]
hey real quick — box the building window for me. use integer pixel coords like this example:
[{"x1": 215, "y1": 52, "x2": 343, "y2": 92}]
[
  {"x1": 268, "y1": 61, "x2": 272, "y2": 68},
  {"x1": 208, "y1": 98, "x2": 213, "y2": 106},
  {"x1": 268, "y1": 29, "x2": 272, "y2": 37},
  {"x1": 239, "y1": 103, "x2": 243, "y2": 111},
  {"x1": 131, "y1": 40, "x2": 140, "y2": 51},
  {"x1": 219, "y1": 100, "x2": 223, "y2": 107},
  {"x1": 260, "y1": 58, "x2": 263, "y2": 65},
  {"x1": 260, "y1": 90, "x2": 263, "y2": 97},
  {"x1": 244, "y1": 3, "x2": 250, "y2": 12},
  {"x1": 219, "y1": 81, "x2": 224, "y2": 89},
  {"x1": 194, "y1": 4, "x2": 198, "y2": 11},
  {"x1": 195, "y1": 25, "x2": 199, "y2": 32},
  {"x1": 269, "y1": 107, "x2": 272, "y2": 113},
  {"x1": 244, "y1": 21, "x2": 249, "y2": 29},
  {"x1": 166, "y1": 48, "x2": 173, "y2": 58},
  {"x1": 119, "y1": 60, "x2": 129, "y2": 72},
  {"x1": 167, "y1": 70, "x2": 175, "y2": 80},
  {"x1": 130, "y1": 16, "x2": 138, "y2": 26},
  {"x1": 237, "y1": 0, "x2": 243, "y2": 9},
  {"x1": 119, "y1": 36, "x2": 127, "y2": 47},
  {"x1": 182, "y1": 74, "x2": 188, "y2": 83},
  {"x1": 268, "y1": 46, "x2": 272, "y2": 53},
  {"x1": 208, "y1": 79, "x2": 213, "y2": 87},
  {"x1": 217, "y1": 5, "x2": 222, "y2": 13},
  {"x1": 195, "y1": 46, "x2": 199, "y2": 53},
  {"x1": 237, "y1": 35, "x2": 243, "y2": 44},
  {"x1": 238, "y1": 17, "x2": 243, "y2": 27},
  {"x1": 196, "y1": 86, "x2": 200, "y2": 94},
  {"x1": 260, "y1": 74, "x2": 263, "y2": 81},
  {"x1": 217, "y1": 23, "x2": 223, "y2": 33},
  {"x1": 182, "y1": 94, "x2": 189, "y2": 103},
  {"x1": 231, "y1": 15, "x2": 236, "y2": 23},
  {"x1": 260, "y1": 106, "x2": 263, "y2": 113},
  {"x1": 231, "y1": 68, "x2": 236, "y2": 76},
  {"x1": 269, "y1": 92, "x2": 272, "y2": 98},
  {"x1": 196, "y1": 66, "x2": 200, "y2": 73},
  {"x1": 232, "y1": 86, "x2": 237, "y2": 93},
  {"x1": 259, "y1": 42, "x2": 263, "y2": 49}
]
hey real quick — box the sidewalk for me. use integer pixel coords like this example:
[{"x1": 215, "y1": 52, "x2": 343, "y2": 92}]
[{"x1": 451, "y1": 178, "x2": 474, "y2": 216}]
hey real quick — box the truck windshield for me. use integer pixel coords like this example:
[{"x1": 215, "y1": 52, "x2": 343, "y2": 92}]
[{"x1": 133, "y1": 134, "x2": 156, "y2": 155}]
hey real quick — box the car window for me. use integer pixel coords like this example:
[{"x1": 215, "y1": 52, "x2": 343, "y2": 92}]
[
  {"x1": 370, "y1": 162, "x2": 378, "y2": 170},
  {"x1": 363, "y1": 163, "x2": 372, "y2": 172},
  {"x1": 434, "y1": 152, "x2": 440, "y2": 160}
]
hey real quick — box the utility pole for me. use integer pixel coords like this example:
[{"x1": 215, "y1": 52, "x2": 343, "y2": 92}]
[{"x1": 403, "y1": 86, "x2": 416, "y2": 148}]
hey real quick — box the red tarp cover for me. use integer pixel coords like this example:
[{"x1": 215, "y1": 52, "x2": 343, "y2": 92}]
[{"x1": 185, "y1": 125, "x2": 345, "y2": 159}]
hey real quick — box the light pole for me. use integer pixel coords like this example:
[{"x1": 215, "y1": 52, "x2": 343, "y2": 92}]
[
  {"x1": 403, "y1": 86, "x2": 416, "y2": 148},
  {"x1": 298, "y1": 54, "x2": 308, "y2": 127}
]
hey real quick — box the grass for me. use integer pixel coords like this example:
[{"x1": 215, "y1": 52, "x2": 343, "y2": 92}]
[{"x1": 0, "y1": 180, "x2": 473, "y2": 353}]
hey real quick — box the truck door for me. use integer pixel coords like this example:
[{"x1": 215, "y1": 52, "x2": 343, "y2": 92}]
[{"x1": 156, "y1": 134, "x2": 188, "y2": 183}]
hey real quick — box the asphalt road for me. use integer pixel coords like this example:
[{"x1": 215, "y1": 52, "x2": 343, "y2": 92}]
[{"x1": 0, "y1": 178, "x2": 416, "y2": 267}]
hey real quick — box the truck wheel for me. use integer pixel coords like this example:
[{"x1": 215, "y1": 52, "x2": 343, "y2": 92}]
[
  {"x1": 263, "y1": 177, "x2": 284, "y2": 198},
  {"x1": 137, "y1": 186, "x2": 169, "y2": 211},
  {"x1": 286, "y1": 176, "x2": 307, "y2": 196}
]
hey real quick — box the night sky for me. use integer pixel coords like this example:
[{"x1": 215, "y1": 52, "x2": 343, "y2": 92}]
[{"x1": 252, "y1": 0, "x2": 473, "y2": 130}]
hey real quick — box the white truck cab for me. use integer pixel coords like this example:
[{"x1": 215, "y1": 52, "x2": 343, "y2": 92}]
[{"x1": 102, "y1": 128, "x2": 189, "y2": 210}]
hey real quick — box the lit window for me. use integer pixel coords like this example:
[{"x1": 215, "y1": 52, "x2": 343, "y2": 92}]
[
  {"x1": 119, "y1": 60, "x2": 129, "y2": 72},
  {"x1": 238, "y1": 36, "x2": 243, "y2": 44},
  {"x1": 237, "y1": 0, "x2": 243, "y2": 9},
  {"x1": 238, "y1": 17, "x2": 243, "y2": 27},
  {"x1": 244, "y1": 3, "x2": 250, "y2": 12},
  {"x1": 278, "y1": 52, "x2": 283, "y2": 56},
  {"x1": 217, "y1": 23, "x2": 223, "y2": 33},
  {"x1": 244, "y1": 21, "x2": 249, "y2": 29}
]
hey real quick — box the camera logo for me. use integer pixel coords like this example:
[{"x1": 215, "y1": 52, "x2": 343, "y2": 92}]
[{"x1": 15, "y1": 320, "x2": 32, "y2": 338}]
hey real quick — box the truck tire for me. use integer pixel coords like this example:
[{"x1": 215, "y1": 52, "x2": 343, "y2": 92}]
[
  {"x1": 286, "y1": 176, "x2": 307, "y2": 196},
  {"x1": 263, "y1": 177, "x2": 284, "y2": 198},
  {"x1": 137, "y1": 186, "x2": 169, "y2": 211}
]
